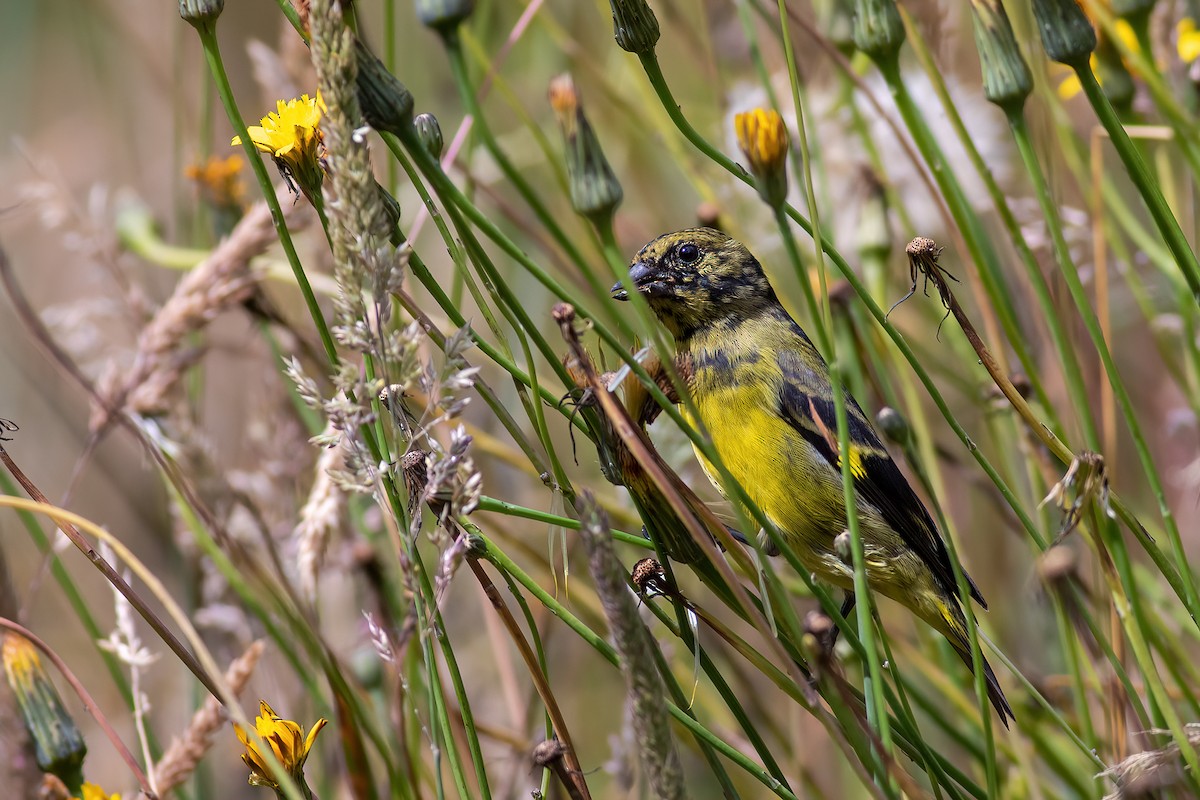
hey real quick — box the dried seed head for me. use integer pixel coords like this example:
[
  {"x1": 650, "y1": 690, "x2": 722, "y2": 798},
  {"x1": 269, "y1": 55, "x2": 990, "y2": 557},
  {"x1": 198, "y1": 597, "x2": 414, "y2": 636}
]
[
  {"x1": 1041, "y1": 451, "x2": 1113, "y2": 541},
  {"x1": 631, "y1": 557, "x2": 672, "y2": 598},
  {"x1": 531, "y1": 738, "x2": 569, "y2": 768},
  {"x1": 905, "y1": 236, "x2": 939, "y2": 258}
]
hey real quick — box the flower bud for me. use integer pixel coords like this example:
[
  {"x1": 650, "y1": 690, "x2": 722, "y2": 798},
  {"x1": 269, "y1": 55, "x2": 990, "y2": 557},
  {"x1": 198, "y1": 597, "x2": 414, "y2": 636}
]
[
  {"x1": 970, "y1": 0, "x2": 1033, "y2": 110},
  {"x1": 416, "y1": 0, "x2": 475, "y2": 32},
  {"x1": 3, "y1": 635, "x2": 86, "y2": 792},
  {"x1": 1032, "y1": 0, "x2": 1097, "y2": 66},
  {"x1": 354, "y1": 38, "x2": 415, "y2": 137},
  {"x1": 375, "y1": 180, "x2": 403, "y2": 236},
  {"x1": 874, "y1": 406, "x2": 910, "y2": 445},
  {"x1": 413, "y1": 113, "x2": 444, "y2": 159},
  {"x1": 179, "y1": 0, "x2": 223, "y2": 28},
  {"x1": 817, "y1": 0, "x2": 855, "y2": 54},
  {"x1": 833, "y1": 530, "x2": 852, "y2": 564},
  {"x1": 852, "y1": 0, "x2": 906, "y2": 61},
  {"x1": 734, "y1": 108, "x2": 789, "y2": 209},
  {"x1": 549, "y1": 75, "x2": 624, "y2": 224},
  {"x1": 609, "y1": 0, "x2": 660, "y2": 55}
]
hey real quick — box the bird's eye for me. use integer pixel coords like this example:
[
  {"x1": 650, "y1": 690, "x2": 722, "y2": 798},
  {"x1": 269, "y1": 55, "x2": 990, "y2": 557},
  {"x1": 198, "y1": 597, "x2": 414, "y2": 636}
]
[{"x1": 677, "y1": 243, "x2": 700, "y2": 264}]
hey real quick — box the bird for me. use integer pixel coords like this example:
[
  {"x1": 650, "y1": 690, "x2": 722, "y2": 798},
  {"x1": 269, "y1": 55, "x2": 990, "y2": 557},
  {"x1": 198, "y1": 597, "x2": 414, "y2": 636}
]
[{"x1": 611, "y1": 227, "x2": 1013, "y2": 726}]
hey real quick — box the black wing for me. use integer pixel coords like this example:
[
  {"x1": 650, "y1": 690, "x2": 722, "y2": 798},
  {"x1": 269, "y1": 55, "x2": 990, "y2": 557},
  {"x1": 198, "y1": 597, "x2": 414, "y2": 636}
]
[{"x1": 775, "y1": 347, "x2": 985, "y2": 608}]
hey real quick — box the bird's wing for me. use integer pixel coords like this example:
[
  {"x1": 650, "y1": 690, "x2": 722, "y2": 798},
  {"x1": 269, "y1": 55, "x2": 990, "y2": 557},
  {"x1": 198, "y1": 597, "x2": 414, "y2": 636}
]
[{"x1": 775, "y1": 346, "x2": 986, "y2": 608}]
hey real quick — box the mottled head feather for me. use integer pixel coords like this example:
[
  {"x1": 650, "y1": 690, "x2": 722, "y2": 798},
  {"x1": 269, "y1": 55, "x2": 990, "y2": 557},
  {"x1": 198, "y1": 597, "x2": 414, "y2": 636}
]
[{"x1": 618, "y1": 228, "x2": 776, "y2": 337}]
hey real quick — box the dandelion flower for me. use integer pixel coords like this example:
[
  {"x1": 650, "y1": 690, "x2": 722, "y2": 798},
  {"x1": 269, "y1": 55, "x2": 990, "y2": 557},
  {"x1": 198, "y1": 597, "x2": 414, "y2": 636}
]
[
  {"x1": 77, "y1": 783, "x2": 120, "y2": 800},
  {"x1": 734, "y1": 108, "x2": 789, "y2": 209},
  {"x1": 234, "y1": 699, "x2": 327, "y2": 794},
  {"x1": 185, "y1": 154, "x2": 246, "y2": 209},
  {"x1": 232, "y1": 93, "x2": 325, "y2": 200}
]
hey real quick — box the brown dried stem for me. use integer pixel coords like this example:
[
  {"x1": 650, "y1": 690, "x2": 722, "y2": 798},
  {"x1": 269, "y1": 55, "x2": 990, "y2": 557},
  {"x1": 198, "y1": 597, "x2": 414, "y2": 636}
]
[
  {"x1": 0, "y1": 446, "x2": 220, "y2": 700},
  {"x1": 152, "y1": 640, "x2": 266, "y2": 795}
]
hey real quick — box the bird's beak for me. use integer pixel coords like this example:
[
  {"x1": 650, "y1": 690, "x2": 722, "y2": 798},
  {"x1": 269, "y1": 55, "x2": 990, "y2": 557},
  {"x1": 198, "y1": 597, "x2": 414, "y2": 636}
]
[{"x1": 611, "y1": 261, "x2": 653, "y2": 301}]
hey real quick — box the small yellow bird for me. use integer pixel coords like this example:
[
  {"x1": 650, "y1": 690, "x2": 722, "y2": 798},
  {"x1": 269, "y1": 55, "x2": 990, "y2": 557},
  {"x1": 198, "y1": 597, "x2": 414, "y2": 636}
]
[{"x1": 613, "y1": 227, "x2": 1012, "y2": 725}]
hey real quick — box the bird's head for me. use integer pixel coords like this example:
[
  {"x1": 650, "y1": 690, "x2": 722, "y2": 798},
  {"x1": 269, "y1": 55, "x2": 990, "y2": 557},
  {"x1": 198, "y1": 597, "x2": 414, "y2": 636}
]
[{"x1": 612, "y1": 228, "x2": 775, "y2": 337}]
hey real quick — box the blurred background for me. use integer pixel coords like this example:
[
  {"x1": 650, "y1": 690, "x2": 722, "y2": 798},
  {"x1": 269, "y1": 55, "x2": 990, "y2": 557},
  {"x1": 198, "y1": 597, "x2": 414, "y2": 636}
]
[{"x1": 3, "y1": 0, "x2": 1200, "y2": 798}]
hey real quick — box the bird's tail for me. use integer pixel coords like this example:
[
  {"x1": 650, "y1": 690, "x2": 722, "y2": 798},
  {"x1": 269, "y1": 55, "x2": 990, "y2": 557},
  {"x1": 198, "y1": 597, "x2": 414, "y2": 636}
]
[{"x1": 935, "y1": 598, "x2": 1014, "y2": 727}]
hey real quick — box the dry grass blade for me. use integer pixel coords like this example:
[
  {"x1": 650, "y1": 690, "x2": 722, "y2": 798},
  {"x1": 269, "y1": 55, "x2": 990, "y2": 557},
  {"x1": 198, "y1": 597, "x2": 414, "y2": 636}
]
[
  {"x1": 578, "y1": 493, "x2": 685, "y2": 800},
  {"x1": 92, "y1": 188, "x2": 308, "y2": 428}
]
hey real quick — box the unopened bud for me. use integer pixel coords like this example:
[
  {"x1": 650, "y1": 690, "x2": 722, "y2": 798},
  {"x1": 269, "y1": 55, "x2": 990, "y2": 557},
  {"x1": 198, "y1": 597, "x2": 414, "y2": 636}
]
[
  {"x1": 834, "y1": 530, "x2": 852, "y2": 564},
  {"x1": 852, "y1": 0, "x2": 906, "y2": 61},
  {"x1": 818, "y1": 0, "x2": 855, "y2": 54},
  {"x1": 549, "y1": 74, "x2": 624, "y2": 224},
  {"x1": 609, "y1": 0, "x2": 661, "y2": 54},
  {"x1": 355, "y1": 38, "x2": 415, "y2": 137},
  {"x1": 875, "y1": 406, "x2": 910, "y2": 445},
  {"x1": 970, "y1": 0, "x2": 1033, "y2": 110},
  {"x1": 415, "y1": 0, "x2": 475, "y2": 33},
  {"x1": 1032, "y1": 0, "x2": 1097, "y2": 66},
  {"x1": 179, "y1": 0, "x2": 223, "y2": 28},
  {"x1": 413, "y1": 113, "x2": 444, "y2": 159}
]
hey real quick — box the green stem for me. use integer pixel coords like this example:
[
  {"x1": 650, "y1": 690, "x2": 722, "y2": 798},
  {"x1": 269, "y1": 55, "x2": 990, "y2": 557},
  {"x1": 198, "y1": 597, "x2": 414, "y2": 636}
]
[
  {"x1": 196, "y1": 25, "x2": 339, "y2": 369},
  {"x1": 1074, "y1": 63, "x2": 1200, "y2": 301}
]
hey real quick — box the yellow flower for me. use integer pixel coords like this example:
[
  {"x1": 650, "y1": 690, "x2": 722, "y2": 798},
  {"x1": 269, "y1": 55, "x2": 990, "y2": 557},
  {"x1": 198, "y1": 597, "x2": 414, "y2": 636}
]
[
  {"x1": 1178, "y1": 18, "x2": 1200, "y2": 63},
  {"x1": 77, "y1": 783, "x2": 120, "y2": 800},
  {"x1": 185, "y1": 154, "x2": 246, "y2": 209},
  {"x1": 232, "y1": 93, "x2": 325, "y2": 199},
  {"x1": 734, "y1": 108, "x2": 789, "y2": 208},
  {"x1": 235, "y1": 699, "x2": 328, "y2": 791}
]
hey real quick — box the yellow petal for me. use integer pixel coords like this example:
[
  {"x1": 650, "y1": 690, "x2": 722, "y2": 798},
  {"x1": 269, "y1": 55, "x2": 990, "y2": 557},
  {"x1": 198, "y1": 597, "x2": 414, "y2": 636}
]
[
  {"x1": 1181, "y1": 32, "x2": 1200, "y2": 63},
  {"x1": 1113, "y1": 19, "x2": 1138, "y2": 54}
]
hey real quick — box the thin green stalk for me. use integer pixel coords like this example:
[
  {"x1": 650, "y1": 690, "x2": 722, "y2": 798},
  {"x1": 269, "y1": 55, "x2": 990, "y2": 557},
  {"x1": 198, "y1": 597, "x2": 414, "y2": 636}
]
[
  {"x1": 475, "y1": 532, "x2": 804, "y2": 798},
  {"x1": 412, "y1": 547, "x2": 492, "y2": 800},
  {"x1": 871, "y1": 53, "x2": 1053, "y2": 417},
  {"x1": 903, "y1": 9, "x2": 1090, "y2": 449},
  {"x1": 1073, "y1": 63, "x2": 1200, "y2": 300},
  {"x1": 1009, "y1": 113, "x2": 1200, "y2": 620},
  {"x1": 441, "y1": 31, "x2": 623, "y2": 319},
  {"x1": 195, "y1": 25, "x2": 339, "y2": 368}
]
